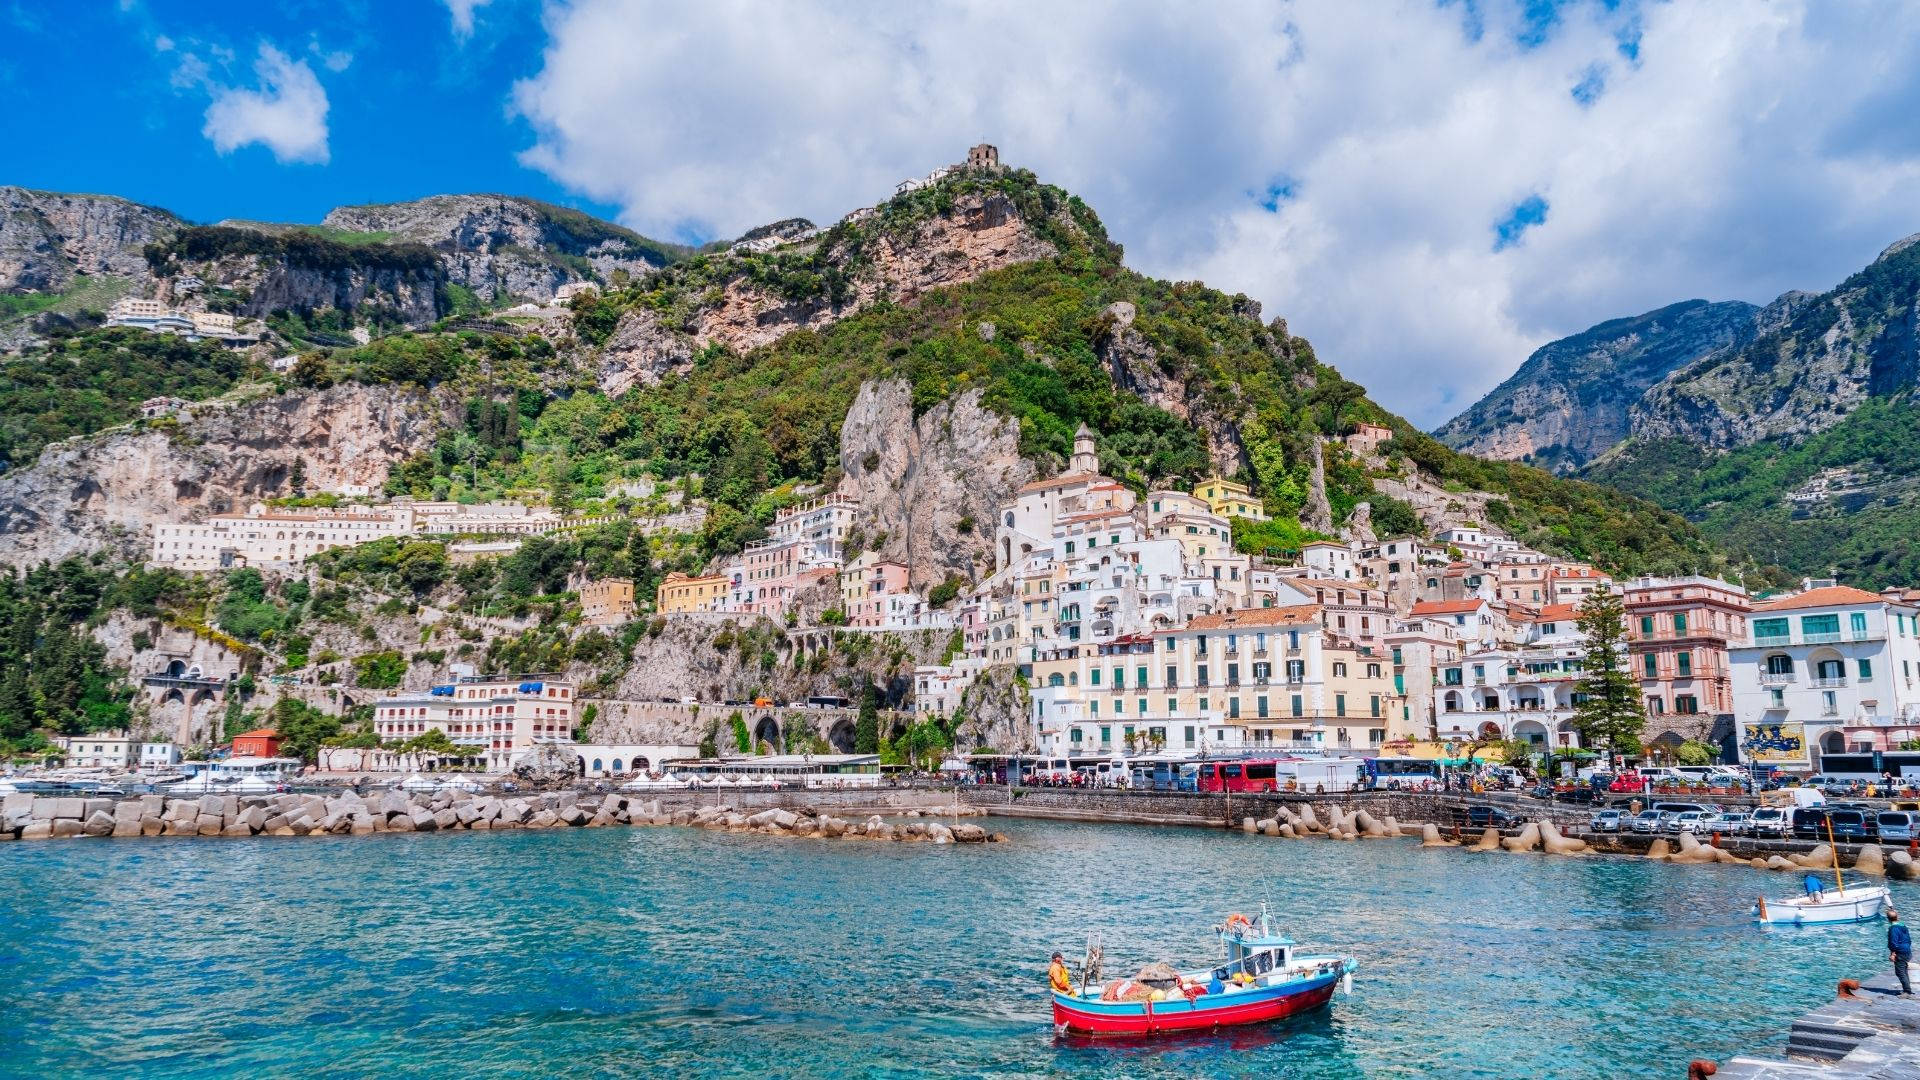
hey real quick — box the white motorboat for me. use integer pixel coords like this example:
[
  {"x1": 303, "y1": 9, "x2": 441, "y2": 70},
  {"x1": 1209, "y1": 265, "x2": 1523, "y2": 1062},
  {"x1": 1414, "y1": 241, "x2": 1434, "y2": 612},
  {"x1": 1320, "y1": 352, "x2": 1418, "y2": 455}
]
[
  {"x1": 167, "y1": 773, "x2": 274, "y2": 795},
  {"x1": 1754, "y1": 882, "x2": 1891, "y2": 925}
]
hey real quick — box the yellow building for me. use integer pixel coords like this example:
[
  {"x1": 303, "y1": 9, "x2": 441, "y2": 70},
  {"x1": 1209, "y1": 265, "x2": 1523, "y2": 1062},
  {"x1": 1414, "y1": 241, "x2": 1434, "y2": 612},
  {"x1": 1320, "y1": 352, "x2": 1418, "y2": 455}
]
[
  {"x1": 655, "y1": 572, "x2": 730, "y2": 614},
  {"x1": 1194, "y1": 477, "x2": 1267, "y2": 521},
  {"x1": 581, "y1": 578, "x2": 637, "y2": 625}
]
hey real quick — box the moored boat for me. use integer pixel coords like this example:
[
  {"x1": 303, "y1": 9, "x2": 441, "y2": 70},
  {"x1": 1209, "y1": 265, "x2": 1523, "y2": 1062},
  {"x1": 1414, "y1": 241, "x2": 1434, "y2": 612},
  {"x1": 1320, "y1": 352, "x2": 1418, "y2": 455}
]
[
  {"x1": 1051, "y1": 911, "x2": 1356, "y2": 1037},
  {"x1": 1753, "y1": 882, "x2": 1889, "y2": 925}
]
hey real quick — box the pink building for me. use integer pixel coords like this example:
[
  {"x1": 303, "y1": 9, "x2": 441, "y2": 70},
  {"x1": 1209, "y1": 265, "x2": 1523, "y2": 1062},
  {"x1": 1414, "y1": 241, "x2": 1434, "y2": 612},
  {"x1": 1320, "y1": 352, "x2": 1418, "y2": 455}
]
[
  {"x1": 841, "y1": 554, "x2": 912, "y2": 627},
  {"x1": 1623, "y1": 576, "x2": 1750, "y2": 722}
]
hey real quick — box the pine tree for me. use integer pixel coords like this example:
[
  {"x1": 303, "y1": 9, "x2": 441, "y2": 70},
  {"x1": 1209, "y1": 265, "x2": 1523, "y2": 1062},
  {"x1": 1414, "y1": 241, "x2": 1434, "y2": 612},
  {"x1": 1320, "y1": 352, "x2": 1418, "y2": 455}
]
[
  {"x1": 1570, "y1": 588, "x2": 1645, "y2": 756},
  {"x1": 854, "y1": 686, "x2": 880, "y2": 754}
]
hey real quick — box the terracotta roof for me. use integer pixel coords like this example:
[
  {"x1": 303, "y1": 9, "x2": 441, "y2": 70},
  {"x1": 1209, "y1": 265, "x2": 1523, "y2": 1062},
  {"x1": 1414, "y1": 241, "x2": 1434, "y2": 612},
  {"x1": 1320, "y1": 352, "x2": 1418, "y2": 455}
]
[
  {"x1": 1017, "y1": 471, "x2": 1100, "y2": 494},
  {"x1": 1409, "y1": 599, "x2": 1487, "y2": 615},
  {"x1": 1168, "y1": 604, "x2": 1322, "y2": 632},
  {"x1": 1755, "y1": 585, "x2": 1886, "y2": 612},
  {"x1": 233, "y1": 728, "x2": 280, "y2": 740},
  {"x1": 1278, "y1": 576, "x2": 1377, "y2": 595},
  {"x1": 1521, "y1": 603, "x2": 1581, "y2": 623}
]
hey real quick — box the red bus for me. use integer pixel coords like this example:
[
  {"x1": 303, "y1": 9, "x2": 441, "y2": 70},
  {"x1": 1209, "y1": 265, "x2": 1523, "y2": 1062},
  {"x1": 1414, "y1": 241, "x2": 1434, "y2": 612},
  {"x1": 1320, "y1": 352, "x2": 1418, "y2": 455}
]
[{"x1": 1195, "y1": 760, "x2": 1280, "y2": 793}]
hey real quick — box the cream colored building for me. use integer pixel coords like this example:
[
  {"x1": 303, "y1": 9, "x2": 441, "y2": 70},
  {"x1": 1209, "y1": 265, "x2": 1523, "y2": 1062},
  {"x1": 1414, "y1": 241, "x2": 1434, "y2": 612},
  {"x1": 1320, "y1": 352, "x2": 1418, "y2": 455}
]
[
  {"x1": 369, "y1": 674, "x2": 579, "y2": 773},
  {"x1": 581, "y1": 578, "x2": 636, "y2": 626}
]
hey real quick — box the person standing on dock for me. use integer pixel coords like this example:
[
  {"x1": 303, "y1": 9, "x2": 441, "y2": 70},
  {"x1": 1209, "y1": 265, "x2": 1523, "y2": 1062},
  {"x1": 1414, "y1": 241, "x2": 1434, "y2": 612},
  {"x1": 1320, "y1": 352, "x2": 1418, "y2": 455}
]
[{"x1": 1889, "y1": 911, "x2": 1913, "y2": 995}]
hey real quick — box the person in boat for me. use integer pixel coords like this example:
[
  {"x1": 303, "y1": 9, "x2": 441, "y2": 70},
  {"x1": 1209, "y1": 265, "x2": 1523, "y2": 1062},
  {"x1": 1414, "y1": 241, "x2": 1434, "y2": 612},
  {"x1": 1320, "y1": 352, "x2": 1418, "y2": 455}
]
[
  {"x1": 1048, "y1": 952, "x2": 1073, "y2": 995},
  {"x1": 1804, "y1": 874, "x2": 1826, "y2": 902},
  {"x1": 1889, "y1": 911, "x2": 1912, "y2": 996}
]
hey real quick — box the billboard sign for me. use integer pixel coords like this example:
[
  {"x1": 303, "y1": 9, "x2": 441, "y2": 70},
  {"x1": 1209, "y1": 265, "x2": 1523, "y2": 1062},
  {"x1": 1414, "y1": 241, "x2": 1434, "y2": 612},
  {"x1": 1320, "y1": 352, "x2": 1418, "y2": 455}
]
[{"x1": 1741, "y1": 722, "x2": 1809, "y2": 766}]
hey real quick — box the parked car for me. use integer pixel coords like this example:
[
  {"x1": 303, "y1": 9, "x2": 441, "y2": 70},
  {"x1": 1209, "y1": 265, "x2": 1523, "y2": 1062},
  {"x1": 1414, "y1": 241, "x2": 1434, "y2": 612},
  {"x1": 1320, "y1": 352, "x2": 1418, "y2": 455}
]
[
  {"x1": 1826, "y1": 808, "x2": 1877, "y2": 841},
  {"x1": 1589, "y1": 809, "x2": 1624, "y2": 833},
  {"x1": 1707, "y1": 812, "x2": 1751, "y2": 837},
  {"x1": 1651, "y1": 801, "x2": 1715, "y2": 816},
  {"x1": 1466, "y1": 805, "x2": 1515, "y2": 829},
  {"x1": 1631, "y1": 810, "x2": 1669, "y2": 834},
  {"x1": 1749, "y1": 807, "x2": 1791, "y2": 839},
  {"x1": 1666, "y1": 811, "x2": 1709, "y2": 834},
  {"x1": 1526, "y1": 784, "x2": 1555, "y2": 801},
  {"x1": 1791, "y1": 806, "x2": 1833, "y2": 840},
  {"x1": 1877, "y1": 811, "x2": 1916, "y2": 843}
]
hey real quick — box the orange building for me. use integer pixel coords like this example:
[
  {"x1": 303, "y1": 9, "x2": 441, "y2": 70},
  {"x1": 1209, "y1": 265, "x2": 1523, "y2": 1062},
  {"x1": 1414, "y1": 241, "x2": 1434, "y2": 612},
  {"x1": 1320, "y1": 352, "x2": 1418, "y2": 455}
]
[{"x1": 230, "y1": 728, "x2": 283, "y2": 758}]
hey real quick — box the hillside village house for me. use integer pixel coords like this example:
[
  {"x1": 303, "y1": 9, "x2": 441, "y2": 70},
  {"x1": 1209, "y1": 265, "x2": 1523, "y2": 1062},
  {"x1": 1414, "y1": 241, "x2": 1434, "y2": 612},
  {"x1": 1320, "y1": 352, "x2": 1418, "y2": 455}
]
[
  {"x1": 1194, "y1": 477, "x2": 1268, "y2": 522},
  {"x1": 580, "y1": 578, "x2": 636, "y2": 626},
  {"x1": 1623, "y1": 575, "x2": 1749, "y2": 729},
  {"x1": 151, "y1": 500, "x2": 610, "y2": 571},
  {"x1": 656, "y1": 572, "x2": 730, "y2": 614}
]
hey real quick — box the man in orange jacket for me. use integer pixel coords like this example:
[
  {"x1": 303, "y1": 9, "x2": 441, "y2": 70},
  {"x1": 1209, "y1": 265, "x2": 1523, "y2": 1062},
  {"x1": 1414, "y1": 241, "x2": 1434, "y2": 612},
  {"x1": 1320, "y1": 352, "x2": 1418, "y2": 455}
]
[{"x1": 1048, "y1": 952, "x2": 1073, "y2": 994}]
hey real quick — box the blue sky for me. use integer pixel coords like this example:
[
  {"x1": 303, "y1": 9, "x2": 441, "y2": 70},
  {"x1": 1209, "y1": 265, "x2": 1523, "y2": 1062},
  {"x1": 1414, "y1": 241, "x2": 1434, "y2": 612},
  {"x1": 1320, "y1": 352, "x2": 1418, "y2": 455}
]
[
  {"x1": 0, "y1": 0, "x2": 623, "y2": 227},
  {"x1": 4, "y1": 1, "x2": 1920, "y2": 430}
]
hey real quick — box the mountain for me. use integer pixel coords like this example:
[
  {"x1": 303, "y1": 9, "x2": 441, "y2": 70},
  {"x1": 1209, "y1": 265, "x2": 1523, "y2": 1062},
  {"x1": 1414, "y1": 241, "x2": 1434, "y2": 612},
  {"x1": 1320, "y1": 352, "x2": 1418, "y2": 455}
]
[
  {"x1": 0, "y1": 160, "x2": 1722, "y2": 585},
  {"x1": 1443, "y1": 227, "x2": 1920, "y2": 588},
  {"x1": 1631, "y1": 233, "x2": 1920, "y2": 448},
  {"x1": 0, "y1": 190, "x2": 689, "y2": 349},
  {"x1": 1433, "y1": 299, "x2": 1757, "y2": 471}
]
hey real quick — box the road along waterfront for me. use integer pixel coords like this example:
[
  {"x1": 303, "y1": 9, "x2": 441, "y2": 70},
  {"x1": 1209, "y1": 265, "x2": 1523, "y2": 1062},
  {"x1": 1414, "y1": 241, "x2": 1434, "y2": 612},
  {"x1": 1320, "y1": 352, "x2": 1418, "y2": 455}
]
[{"x1": 2, "y1": 817, "x2": 1908, "y2": 1079}]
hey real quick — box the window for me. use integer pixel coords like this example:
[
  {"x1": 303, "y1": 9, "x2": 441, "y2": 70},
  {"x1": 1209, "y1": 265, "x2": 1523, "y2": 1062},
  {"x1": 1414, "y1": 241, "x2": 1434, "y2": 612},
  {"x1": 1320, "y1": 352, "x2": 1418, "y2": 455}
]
[
  {"x1": 1802, "y1": 614, "x2": 1841, "y2": 639},
  {"x1": 1859, "y1": 658, "x2": 1874, "y2": 680},
  {"x1": 1817, "y1": 659, "x2": 1844, "y2": 681},
  {"x1": 1197, "y1": 664, "x2": 1210, "y2": 686},
  {"x1": 1370, "y1": 695, "x2": 1381, "y2": 717},
  {"x1": 1366, "y1": 663, "x2": 1381, "y2": 678},
  {"x1": 1227, "y1": 663, "x2": 1240, "y2": 685},
  {"x1": 1184, "y1": 726, "x2": 1195, "y2": 747},
  {"x1": 1675, "y1": 694, "x2": 1698, "y2": 714},
  {"x1": 1676, "y1": 652, "x2": 1691, "y2": 677},
  {"x1": 1257, "y1": 696, "x2": 1269, "y2": 718},
  {"x1": 1752, "y1": 617, "x2": 1789, "y2": 640},
  {"x1": 1228, "y1": 697, "x2": 1240, "y2": 719},
  {"x1": 1165, "y1": 664, "x2": 1178, "y2": 688},
  {"x1": 1136, "y1": 666, "x2": 1148, "y2": 687},
  {"x1": 1852, "y1": 611, "x2": 1870, "y2": 636},
  {"x1": 1642, "y1": 653, "x2": 1658, "y2": 678},
  {"x1": 1335, "y1": 693, "x2": 1346, "y2": 717},
  {"x1": 1392, "y1": 647, "x2": 1403, "y2": 665},
  {"x1": 1112, "y1": 667, "x2": 1124, "y2": 689},
  {"x1": 1291, "y1": 694, "x2": 1303, "y2": 717},
  {"x1": 1090, "y1": 669, "x2": 1101, "y2": 686},
  {"x1": 1167, "y1": 698, "x2": 1177, "y2": 714},
  {"x1": 1287, "y1": 659, "x2": 1304, "y2": 681},
  {"x1": 1332, "y1": 662, "x2": 1348, "y2": 677},
  {"x1": 1765, "y1": 654, "x2": 1793, "y2": 675},
  {"x1": 1640, "y1": 616, "x2": 1654, "y2": 635}
]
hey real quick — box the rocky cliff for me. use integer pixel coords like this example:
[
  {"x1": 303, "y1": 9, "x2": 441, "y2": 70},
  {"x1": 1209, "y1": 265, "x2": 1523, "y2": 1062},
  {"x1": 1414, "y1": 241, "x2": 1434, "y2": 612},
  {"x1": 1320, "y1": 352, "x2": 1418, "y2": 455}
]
[
  {"x1": 1631, "y1": 236, "x2": 1920, "y2": 448},
  {"x1": 836, "y1": 380, "x2": 1035, "y2": 589},
  {"x1": 1097, "y1": 299, "x2": 1251, "y2": 476},
  {"x1": 1435, "y1": 299, "x2": 1758, "y2": 470},
  {"x1": 596, "y1": 181, "x2": 1064, "y2": 395},
  {"x1": 0, "y1": 383, "x2": 448, "y2": 566},
  {"x1": 0, "y1": 186, "x2": 179, "y2": 294},
  {"x1": 320, "y1": 195, "x2": 679, "y2": 303}
]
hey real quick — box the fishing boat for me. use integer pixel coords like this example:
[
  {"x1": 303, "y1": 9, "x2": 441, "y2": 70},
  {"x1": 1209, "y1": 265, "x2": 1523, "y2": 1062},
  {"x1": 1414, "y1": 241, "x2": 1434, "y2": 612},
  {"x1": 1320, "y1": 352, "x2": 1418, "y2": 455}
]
[
  {"x1": 1753, "y1": 818, "x2": 1890, "y2": 925},
  {"x1": 1051, "y1": 909, "x2": 1357, "y2": 1037}
]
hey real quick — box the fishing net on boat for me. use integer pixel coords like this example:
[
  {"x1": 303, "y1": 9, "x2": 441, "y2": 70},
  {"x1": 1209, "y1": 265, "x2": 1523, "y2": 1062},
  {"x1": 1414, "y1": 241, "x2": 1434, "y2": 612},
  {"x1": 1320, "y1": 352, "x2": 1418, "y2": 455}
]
[{"x1": 1134, "y1": 962, "x2": 1181, "y2": 990}]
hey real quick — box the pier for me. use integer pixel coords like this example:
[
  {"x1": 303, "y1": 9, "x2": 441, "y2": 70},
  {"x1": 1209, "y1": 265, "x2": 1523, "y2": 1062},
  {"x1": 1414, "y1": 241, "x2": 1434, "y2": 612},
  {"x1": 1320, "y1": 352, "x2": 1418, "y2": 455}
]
[{"x1": 1719, "y1": 975, "x2": 1920, "y2": 1077}]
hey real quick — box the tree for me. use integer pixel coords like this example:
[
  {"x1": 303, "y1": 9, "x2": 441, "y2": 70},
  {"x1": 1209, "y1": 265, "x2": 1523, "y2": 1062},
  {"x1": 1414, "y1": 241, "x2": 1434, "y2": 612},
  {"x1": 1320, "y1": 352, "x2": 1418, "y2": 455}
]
[
  {"x1": 272, "y1": 698, "x2": 342, "y2": 763},
  {"x1": 854, "y1": 686, "x2": 880, "y2": 754},
  {"x1": 1570, "y1": 589, "x2": 1645, "y2": 755},
  {"x1": 728, "y1": 710, "x2": 750, "y2": 753},
  {"x1": 698, "y1": 720, "x2": 719, "y2": 759}
]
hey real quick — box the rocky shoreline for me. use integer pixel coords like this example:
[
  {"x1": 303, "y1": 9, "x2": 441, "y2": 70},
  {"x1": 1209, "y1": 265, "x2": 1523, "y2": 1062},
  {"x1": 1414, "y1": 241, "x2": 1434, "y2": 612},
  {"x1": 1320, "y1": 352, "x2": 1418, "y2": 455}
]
[{"x1": 0, "y1": 790, "x2": 1005, "y2": 844}]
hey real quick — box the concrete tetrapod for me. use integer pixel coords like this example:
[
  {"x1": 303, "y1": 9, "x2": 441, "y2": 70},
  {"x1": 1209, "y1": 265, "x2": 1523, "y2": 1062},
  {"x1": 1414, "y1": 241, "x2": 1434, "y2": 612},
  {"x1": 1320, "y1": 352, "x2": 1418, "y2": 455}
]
[
  {"x1": 1890, "y1": 850, "x2": 1916, "y2": 880},
  {"x1": 1468, "y1": 827, "x2": 1503, "y2": 852},
  {"x1": 1538, "y1": 819, "x2": 1589, "y2": 855},
  {"x1": 1792, "y1": 843, "x2": 1835, "y2": 870},
  {"x1": 1645, "y1": 838, "x2": 1672, "y2": 860},
  {"x1": 1419, "y1": 822, "x2": 1451, "y2": 847},
  {"x1": 1501, "y1": 822, "x2": 1542, "y2": 853}
]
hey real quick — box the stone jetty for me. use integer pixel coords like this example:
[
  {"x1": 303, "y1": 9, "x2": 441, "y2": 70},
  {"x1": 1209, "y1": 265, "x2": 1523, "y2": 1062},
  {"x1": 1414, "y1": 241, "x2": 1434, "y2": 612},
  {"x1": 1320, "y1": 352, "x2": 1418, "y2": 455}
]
[
  {"x1": 1717, "y1": 974, "x2": 1920, "y2": 1078},
  {"x1": 0, "y1": 790, "x2": 1004, "y2": 844}
]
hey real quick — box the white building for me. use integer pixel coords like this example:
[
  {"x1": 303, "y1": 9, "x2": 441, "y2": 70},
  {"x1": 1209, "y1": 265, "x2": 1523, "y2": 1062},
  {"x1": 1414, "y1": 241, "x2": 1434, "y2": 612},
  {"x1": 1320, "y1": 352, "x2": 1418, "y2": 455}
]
[
  {"x1": 63, "y1": 731, "x2": 141, "y2": 770},
  {"x1": 364, "y1": 674, "x2": 580, "y2": 773},
  {"x1": 1731, "y1": 584, "x2": 1920, "y2": 768}
]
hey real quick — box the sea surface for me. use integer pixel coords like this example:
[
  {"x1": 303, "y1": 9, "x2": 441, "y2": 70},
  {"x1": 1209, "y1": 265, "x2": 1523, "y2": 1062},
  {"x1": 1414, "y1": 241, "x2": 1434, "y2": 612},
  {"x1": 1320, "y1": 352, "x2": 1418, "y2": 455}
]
[{"x1": 0, "y1": 818, "x2": 1903, "y2": 1078}]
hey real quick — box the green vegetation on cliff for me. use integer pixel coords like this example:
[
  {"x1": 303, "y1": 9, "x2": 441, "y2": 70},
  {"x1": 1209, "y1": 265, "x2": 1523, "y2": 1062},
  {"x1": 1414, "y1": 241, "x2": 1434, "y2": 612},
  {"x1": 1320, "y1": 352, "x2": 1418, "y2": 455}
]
[
  {"x1": 1588, "y1": 393, "x2": 1920, "y2": 589},
  {"x1": 0, "y1": 327, "x2": 263, "y2": 469}
]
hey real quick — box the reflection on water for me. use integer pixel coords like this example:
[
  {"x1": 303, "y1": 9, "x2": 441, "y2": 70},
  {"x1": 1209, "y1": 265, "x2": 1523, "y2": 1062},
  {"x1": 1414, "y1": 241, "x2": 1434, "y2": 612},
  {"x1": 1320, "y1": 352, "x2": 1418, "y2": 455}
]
[{"x1": 0, "y1": 820, "x2": 1901, "y2": 1078}]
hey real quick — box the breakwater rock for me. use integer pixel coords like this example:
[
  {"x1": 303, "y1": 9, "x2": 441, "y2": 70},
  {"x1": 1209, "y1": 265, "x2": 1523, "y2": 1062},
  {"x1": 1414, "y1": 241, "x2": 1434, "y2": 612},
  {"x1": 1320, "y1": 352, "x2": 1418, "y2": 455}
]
[{"x1": 0, "y1": 790, "x2": 1006, "y2": 844}]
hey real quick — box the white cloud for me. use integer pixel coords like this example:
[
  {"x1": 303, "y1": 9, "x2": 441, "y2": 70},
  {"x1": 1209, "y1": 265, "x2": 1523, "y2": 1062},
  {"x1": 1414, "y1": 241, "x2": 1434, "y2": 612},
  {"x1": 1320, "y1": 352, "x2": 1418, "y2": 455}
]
[
  {"x1": 511, "y1": 0, "x2": 1920, "y2": 427},
  {"x1": 445, "y1": 0, "x2": 493, "y2": 39},
  {"x1": 202, "y1": 43, "x2": 331, "y2": 165}
]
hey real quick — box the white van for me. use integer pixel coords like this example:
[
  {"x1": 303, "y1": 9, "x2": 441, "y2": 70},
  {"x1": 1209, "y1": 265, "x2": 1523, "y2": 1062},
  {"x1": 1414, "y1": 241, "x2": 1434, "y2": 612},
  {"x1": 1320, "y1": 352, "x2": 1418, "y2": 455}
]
[
  {"x1": 1030, "y1": 758, "x2": 1075, "y2": 784},
  {"x1": 1094, "y1": 758, "x2": 1132, "y2": 789}
]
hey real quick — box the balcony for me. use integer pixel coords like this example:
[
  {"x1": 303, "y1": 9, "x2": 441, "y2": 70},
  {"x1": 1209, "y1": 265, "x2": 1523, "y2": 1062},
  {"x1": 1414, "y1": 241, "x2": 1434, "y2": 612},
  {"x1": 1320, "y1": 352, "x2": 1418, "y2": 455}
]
[
  {"x1": 1253, "y1": 648, "x2": 1269, "y2": 659},
  {"x1": 1802, "y1": 632, "x2": 1843, "y2": 645},
  {"x1": 1758, "y1": 672, "x2": 1795, "y2": 686},
  {"x1": 1750, "y1": 634, "x2": 1792, "y2": 648},
  {"x1": 1810, "y1": 677, "x2": 1848, "y2": 689}
]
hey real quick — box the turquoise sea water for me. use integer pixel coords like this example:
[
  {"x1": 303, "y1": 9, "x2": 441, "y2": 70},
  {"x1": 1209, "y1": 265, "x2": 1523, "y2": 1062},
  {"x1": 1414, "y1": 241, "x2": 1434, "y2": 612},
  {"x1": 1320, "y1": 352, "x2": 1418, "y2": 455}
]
[{"x1": 0, "y1": 819, "x2": 1905, "y2": 1078}]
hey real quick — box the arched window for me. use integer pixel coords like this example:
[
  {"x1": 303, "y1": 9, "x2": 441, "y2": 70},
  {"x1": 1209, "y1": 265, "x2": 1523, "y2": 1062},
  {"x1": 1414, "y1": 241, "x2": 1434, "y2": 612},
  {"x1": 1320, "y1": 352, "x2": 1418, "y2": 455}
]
[
  {"x1": 591, "y1": 758, "x2": 604, "y2": 772},
  {"x1": 612, "y1": 758, "x2": 624, "y2": 773}
]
